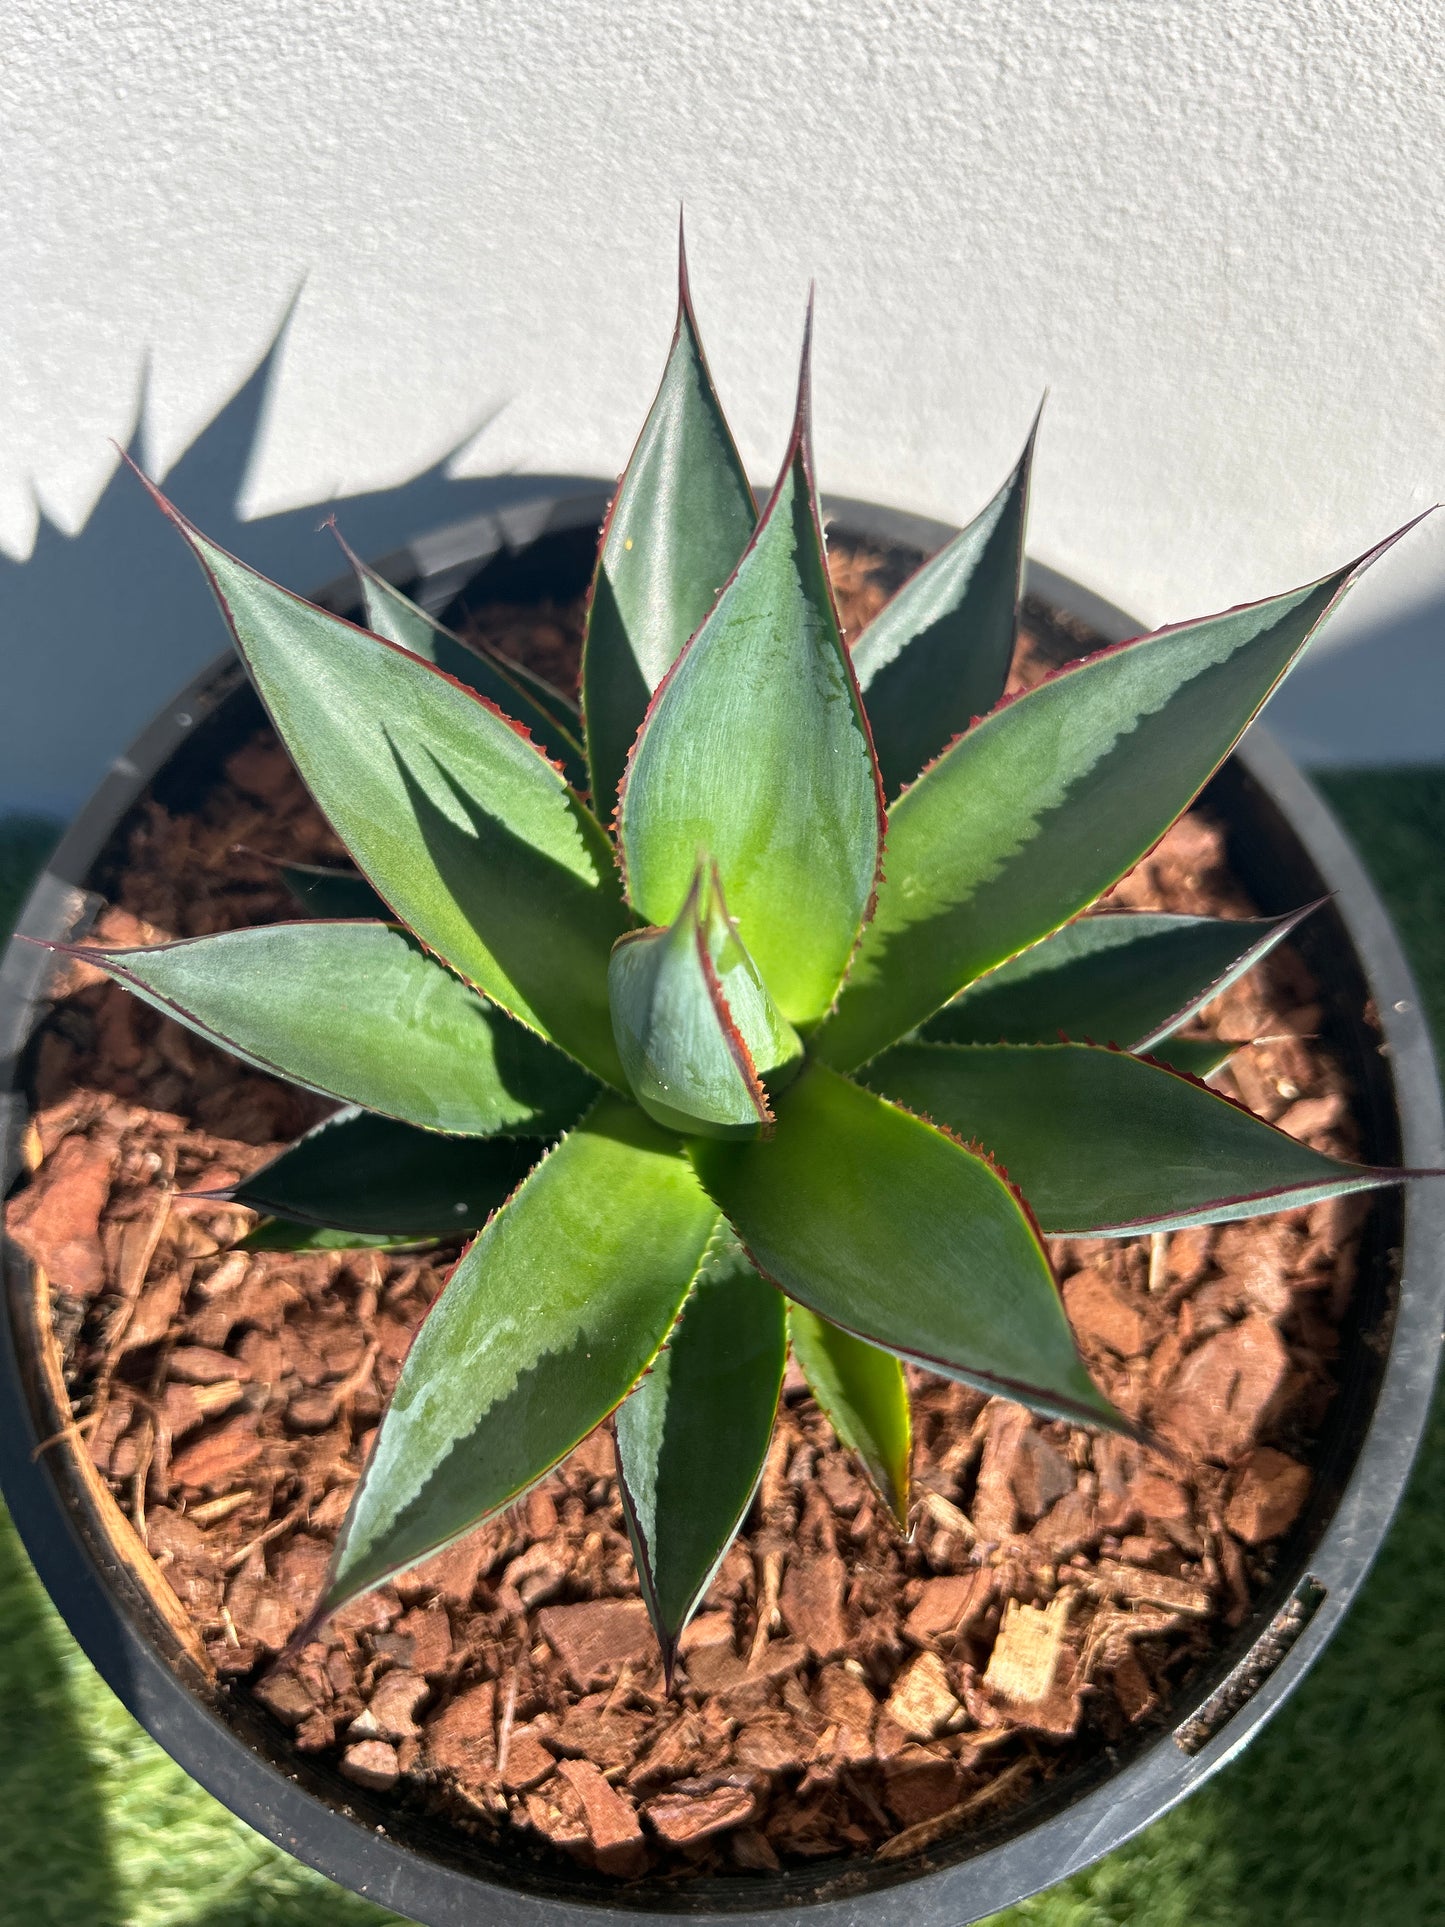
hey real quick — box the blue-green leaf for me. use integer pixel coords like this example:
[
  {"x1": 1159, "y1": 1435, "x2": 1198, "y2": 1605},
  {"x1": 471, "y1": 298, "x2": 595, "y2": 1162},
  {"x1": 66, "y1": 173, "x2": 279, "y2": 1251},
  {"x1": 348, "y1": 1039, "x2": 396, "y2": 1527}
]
[
  {"x1": 582, "y1": 224, "x2": 758, "y2": 824},
  {"x1": 275, "y1": 859, "x2": 388, "y2": 922},
  {"x1": 210, "y1": 1107, "x2": 546, "y2": 1235},
  {"x1": 864, "y1": 1040, "x2": 1419, "y2": 1233},
  {"x1": 923, "y1": 906, "x2": 1315, "y2": 1052},
  {"x1": 787, "y1": 1303, "x2": 911, "y2": 1527},
  {"x1": 818, "y1": 532, "x2": 1415, "y2": 1073},
  {"x1": 137, "y1": 477, "x2": 630, "y2": 1085},
  {"x1": 852, "y1": 411, "x2": 1037, "y2": 798},
  {"x1": 616, "y1": 1235, "x2": 785, "y2": 1672},
  {"x1": 618, "y1": 310, "x2": 883, "y2": 1026},
  {"x1": 336, "y1": 526, "x2": 589, "y2": 790},
  {"x1": 59, "y1": 922, "x2": 595, "y2": 1136},
  {"x1": 691, "y1": 1062, "x2": 1124, "y2": 1431},
  {"x1": 608, "y1": 859, "x2": 801, "y2": 1138},
  {"x1": 319, "y1": 1095, "x2": 720, "y2": 1616}
]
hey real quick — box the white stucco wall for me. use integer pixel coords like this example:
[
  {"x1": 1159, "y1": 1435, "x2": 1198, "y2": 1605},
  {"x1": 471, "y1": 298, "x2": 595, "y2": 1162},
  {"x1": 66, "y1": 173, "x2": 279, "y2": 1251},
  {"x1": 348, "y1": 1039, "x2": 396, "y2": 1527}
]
[{"x1": 2, "y1": 0, "x2": 1442, "y2": 812}]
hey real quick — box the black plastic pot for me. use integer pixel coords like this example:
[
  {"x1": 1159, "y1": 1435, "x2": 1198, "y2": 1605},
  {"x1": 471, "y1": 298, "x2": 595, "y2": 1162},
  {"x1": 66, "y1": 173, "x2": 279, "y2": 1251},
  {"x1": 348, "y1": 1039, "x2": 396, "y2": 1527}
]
[{"x1": 3, "y1": 485, "x2": 1442, "y2": 1925}]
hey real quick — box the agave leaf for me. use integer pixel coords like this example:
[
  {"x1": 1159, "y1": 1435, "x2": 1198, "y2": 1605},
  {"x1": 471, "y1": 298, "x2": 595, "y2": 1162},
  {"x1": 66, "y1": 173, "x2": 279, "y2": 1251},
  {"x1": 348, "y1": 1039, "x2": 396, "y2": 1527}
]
[
  {"x1": 275, "y1": 858, "x2": 389, "y2": 922},
  {"x1": 337, "y1": 528, "x2": 589, "y2": 790},
  {"x1": 818, "y1": 535, "x2": 1413, "y2": 1073},
  {"x1": 787, "y1": 1303, "x2": 911, "y2": 1528},
  {"x1": 619, "y1": 309, "x2": 883, "y2": 1026},
  {"x1": 138, "y1": 476, "x2": 630, "y2": 1085},
  {"x1": 317, "y1": 1095, "x2": 719, "y2": 1617},
  {"x1": 615, "y1": 1234, "x2": 785, "y2": 1671},
  {"x1": 582, "y1": 224, "x2": 757, "y2": 823},
  {"x1": 59, "y1": 923, "x2": 596, "y2": 1136},
  {"x1": 240, "y1": 1221, "x2": 433, "y2": 1254},
  {"x1": 691, "y1": 1062, "x2": 1123, "y2": 1431},
  {"x1": 864, "y1": 1040, "x2": 1421, "y2": 1233},
  {"x1": 852, "y1": 412, "x2": 1037, "y2": 798},
  {"x1": 609, "y1": 859, "x2": 802, "y2": 1138},
  {"x1": 1151, "y1": 1036, "x2": 1236, "y2": 1079},
  {"x1": 923, "y1": 907, "x2": 1315, "y2": 1052},
  {"x1": 207, "y1": 1107, "x2": 546, "y2": 1236}
]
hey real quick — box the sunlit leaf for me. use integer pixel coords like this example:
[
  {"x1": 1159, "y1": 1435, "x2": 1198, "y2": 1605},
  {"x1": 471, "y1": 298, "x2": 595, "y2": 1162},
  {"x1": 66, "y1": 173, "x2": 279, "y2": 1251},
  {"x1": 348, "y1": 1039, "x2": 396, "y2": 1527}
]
[
  {"x1": 61, "y1": 922, "x2": 595, "y2": 1136},
  {"x1": 208, "y1": 1106, "x2": 545, "y2": 1235},
  {"x1": 818, "y1": 538, "x2": 1408, "y2": 1072},
  {"x1": 787, "y1": 1302, "x2": 911, "y2": 1527},
  {"x1": 137, "y1": 475, "x2": 629, "y2": 1082},
  {"x1": 319, "y1": 1096, "x2": 720, "y2": 1616},
  {"x1": 619, "y1": 311, "x2": 883, "y2": 1025},
  {"x1": 923, "y1": 906, "x2": 1315, "y2": 1051},
  {"x1": 864, "y1": 1040, "x2": 1416, "y2": 1233},
  {"x1": 615, "y1": 1235, "x2": 784, "y2": 1671},
  {"x1": 582, "y1": 223, "x2": 757, "y2": 823},
  {"x1": 692, "y1": 1062, "x2": 1124, "y2": 1430},
  {"x1": 852, "y1": 411, "x2": 1036, "y2": 798}
]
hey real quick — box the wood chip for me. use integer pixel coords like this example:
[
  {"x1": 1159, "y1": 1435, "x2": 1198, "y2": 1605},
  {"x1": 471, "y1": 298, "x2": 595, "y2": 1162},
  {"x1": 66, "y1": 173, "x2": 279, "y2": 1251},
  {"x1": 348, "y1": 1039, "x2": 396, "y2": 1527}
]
[
  {"x1": 340, "y1": 1739, "x2": 399, "y2": 1791},
  {"x1": 424, "y1": 1679, "x2": 496, "y2": 1792},
  {"x1": 1224, "y1": 1446, "x2": 1312, "y2": 1544},
  {"x1": 5, "y1": 1132, "x2": 117, "y2": 1297},
  {"x1": 983, "y1": 1593, "x2": 1073, "y2": 1704},
  {"x1": 884, "y1": 1652, "x2": 962, "y2": 1740},
  {"x1": 904, "y1": 1571, "x2": 994, "y2": 1647},
  {"x1": 779, "y1": 1546, "x2": 847, "y2": 1660},
  {"x1": 537, "y1": 1598, "x2": 655, "y2": 1692},
  {"x1": 646, "y1": 1780, "x2": 760, "y2": 1846},
  {"x1": 558, "y1": 1758, "x2": 646, "y2": 1875}
]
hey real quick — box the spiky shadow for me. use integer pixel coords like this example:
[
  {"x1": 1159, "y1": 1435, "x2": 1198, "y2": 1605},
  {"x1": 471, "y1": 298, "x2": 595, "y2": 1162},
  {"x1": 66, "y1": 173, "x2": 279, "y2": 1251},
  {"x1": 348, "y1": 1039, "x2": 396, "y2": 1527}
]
[{"x1": 0, "y1": 307, "x2": 592, "y2": 818}]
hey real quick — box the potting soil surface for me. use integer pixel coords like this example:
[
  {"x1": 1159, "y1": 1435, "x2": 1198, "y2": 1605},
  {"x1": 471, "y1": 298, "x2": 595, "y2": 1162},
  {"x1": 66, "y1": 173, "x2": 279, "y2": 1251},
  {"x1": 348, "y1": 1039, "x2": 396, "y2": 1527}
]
[{"x1": 2, "y1": 585, "x2": 1445, "y2": 1911}]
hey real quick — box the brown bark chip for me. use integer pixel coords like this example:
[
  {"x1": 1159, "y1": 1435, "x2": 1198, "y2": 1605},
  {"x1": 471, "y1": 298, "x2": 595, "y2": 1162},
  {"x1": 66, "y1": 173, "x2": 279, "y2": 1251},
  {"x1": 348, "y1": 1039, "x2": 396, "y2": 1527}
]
[
  {"x1": 425, "y1": 1681, "x2": 497, "y2": 1794},
  {"x1": 1156, "y1": 1313, "x2": 1290, "y2": 1460},
  {"x1": 6, "y1": 1130, "x2": 116, "y2": 1296},
  {"x1": 502, "y1": 1727, "x2": 561, "y2": 1793},
  {"x1": 26, "y1": 579, "x2": 1367, "y2": 1882},
  {"x1": 341, "y1": 1740, "x2": 400, "y2": 1792},
  {"x1": 538, "y1": 1600, "x2": 656, "y2": 1692},
  {"x1": 558, "y1": 1759, "x2": 647, "y2": 1876},
  {"x1": 647, "y1": 1782, "x2": 761, "y2": 1847},
  {"x1": 904, "y1": 1572, "x2": 994, "y2": 1647},
  {"x1": 169, "y1": 1413, "x2": 263, "y2": 1492},
  {"x1": 884, "y1": 1653, "x2": 962, "y2": 1741},
  {"x1": 1063, "y1": 1269, "x2": 1152, "y2": 1358},
  {"x1": 780, "y1": 1546, "x2": 848, "y2": 1659},
  {"x1": 354, "y1": 1669, "x2": 429, "y2": 1742},
  {"x1": 1225, "y1": 1447, "x2": 1313, "y2": 1544}
]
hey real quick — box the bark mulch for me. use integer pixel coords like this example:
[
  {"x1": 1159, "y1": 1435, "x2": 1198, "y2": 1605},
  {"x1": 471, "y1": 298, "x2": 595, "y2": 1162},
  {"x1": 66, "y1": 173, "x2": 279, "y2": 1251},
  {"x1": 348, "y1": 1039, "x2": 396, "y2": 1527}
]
[{"x1": 4, "y1": 542, "x2": 1370, "y2": 1886}]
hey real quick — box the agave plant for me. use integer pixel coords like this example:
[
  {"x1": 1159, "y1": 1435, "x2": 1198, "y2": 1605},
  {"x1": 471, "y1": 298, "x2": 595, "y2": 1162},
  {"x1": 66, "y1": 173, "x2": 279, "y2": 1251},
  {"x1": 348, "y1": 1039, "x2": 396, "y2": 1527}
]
[{"x1": 56, "y1": 238, "x2": 1429, "y2": 1675}]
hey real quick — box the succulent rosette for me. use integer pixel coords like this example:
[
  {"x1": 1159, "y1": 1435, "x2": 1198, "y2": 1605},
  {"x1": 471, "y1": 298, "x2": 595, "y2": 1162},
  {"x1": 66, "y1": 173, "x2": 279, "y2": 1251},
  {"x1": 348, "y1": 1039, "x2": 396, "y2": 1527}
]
[{"x1": 55, "y1": 234, "x2": 1429, "y2": 1672}]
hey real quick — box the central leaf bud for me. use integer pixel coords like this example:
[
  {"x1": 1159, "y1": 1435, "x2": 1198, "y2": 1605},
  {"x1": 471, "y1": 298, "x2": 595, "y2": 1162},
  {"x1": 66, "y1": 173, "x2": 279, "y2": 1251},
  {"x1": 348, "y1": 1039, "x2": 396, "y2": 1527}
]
[{"x1": 608, "y1": 857, "x2": 802, "y2": 1138}]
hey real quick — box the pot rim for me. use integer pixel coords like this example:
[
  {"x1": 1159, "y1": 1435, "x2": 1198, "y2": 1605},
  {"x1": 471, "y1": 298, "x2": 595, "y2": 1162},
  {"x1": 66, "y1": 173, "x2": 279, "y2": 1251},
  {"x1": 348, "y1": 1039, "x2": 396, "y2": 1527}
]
[{"x1": 2, "y1": 482, "x2": 1442, "y2": 1926}]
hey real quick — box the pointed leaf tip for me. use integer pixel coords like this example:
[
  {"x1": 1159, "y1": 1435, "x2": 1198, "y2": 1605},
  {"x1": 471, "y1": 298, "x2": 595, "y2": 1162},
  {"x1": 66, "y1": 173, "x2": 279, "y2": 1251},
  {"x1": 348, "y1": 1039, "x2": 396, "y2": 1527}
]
[
  {"x1": 581, "y1": 263, "x2": 756, "y2": 821},
  {"x1": 693, "y1": 1063, "x2": 1126, "y2": 1436},
  {"x1": 852, "y1": 407, "x2": 1040, "y2": 797},
  {"x1": 616, "y1": 1240, "x2": 784, "y2": 1660},
  {"x1": 821, "y1": 542, "x2": 1386, "y2": 1070}
]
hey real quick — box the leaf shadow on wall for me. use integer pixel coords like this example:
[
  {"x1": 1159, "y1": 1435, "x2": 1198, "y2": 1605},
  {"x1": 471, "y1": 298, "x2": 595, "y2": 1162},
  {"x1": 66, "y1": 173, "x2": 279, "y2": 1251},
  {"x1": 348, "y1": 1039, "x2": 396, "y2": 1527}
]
[{"x1": 0, "y1": 309, "x2": 596, "y2": 820}]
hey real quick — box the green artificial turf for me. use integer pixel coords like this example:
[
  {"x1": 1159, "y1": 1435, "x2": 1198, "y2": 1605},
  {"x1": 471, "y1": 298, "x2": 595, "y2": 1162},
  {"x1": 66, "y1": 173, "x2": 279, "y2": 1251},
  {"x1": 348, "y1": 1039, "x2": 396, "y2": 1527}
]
[{"x1": 2, "y1": 772, "x2": 1443, "y2": 1927}]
